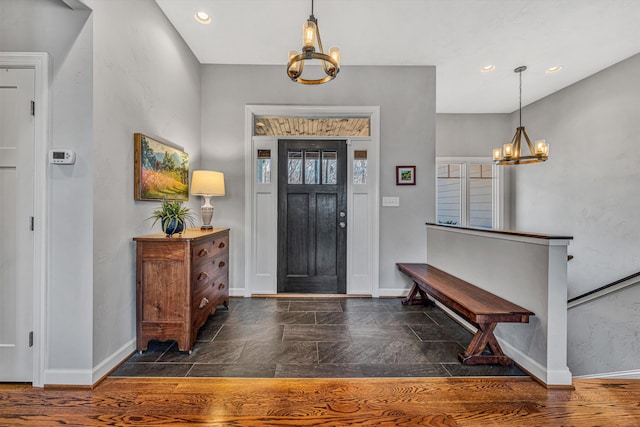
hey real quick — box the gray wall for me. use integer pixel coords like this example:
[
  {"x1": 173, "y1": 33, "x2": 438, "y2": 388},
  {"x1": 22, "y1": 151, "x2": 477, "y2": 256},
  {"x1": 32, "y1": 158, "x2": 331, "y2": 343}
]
[
  {"x1": 513, "y1": 53, "x2": 640, "y2": 377},
  {"x1": 200, "y1": 65, "x2": 436, "y2": 293},
  {"x1": 1, "y1": 0, "x2": 94, "y2": 376},
  {"x1": 90, "y1": 0, "x2": 201, "y2": 369},
  {"x1": 436, "y1": 113, "x2": 511, "y2": 157}
]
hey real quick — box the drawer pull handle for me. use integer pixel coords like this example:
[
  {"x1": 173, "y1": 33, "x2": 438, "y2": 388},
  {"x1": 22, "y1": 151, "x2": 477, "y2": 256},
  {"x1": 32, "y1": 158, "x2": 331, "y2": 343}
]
[
  {"x1": 199, "y1": 297, "x2": 209, "y2": 308},
  {"x1": 198, "y1": 248, "x2": 209, "y2": 257},
  {"x1": 218, "y1": 283, "x2": 225, "y2": 290},
  {"x1": 218, "y1": 261, "x2": 226, "y2": 268},
  {"x1": 218, "y1": 242, "x2": 226, "y2": 249},
  {"x1": 197, "y1": 272, "x2": 209, "y2": 281}
]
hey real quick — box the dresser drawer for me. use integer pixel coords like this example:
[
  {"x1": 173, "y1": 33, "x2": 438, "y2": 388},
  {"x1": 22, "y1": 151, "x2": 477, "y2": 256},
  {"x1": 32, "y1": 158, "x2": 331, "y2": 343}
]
[
  {"x1": 192, "y1": 273, "x2": 228, "y2": 328},
  {"x1": 192, "y1": 234, "x2": 229, "y2": 266},
  {"x1": 192, "y1": 254, "x2": 228, "y2": 293},
  {"x1": 193, "y1": 270, "x2": 228, "y2": 309}
]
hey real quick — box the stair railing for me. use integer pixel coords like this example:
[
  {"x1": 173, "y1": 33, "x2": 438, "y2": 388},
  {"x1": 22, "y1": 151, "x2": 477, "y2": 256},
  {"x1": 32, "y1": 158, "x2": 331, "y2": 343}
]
[{"x1": 567, "y1": 271, "x2": 640, "y2": 309}]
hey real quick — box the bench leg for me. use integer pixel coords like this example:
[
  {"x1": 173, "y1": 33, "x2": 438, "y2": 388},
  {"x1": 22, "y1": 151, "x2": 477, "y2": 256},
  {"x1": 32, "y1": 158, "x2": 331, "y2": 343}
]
[
  {"x1": 458, "y1": 322, "x2": 514, "y2": 366},
  {"x1": 401, "y1": 282, "x2": 433, "y2": 306}
]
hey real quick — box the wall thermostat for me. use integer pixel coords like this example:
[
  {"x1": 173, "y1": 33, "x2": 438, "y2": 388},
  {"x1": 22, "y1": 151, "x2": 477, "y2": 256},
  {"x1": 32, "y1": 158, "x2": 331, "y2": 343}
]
[{"x1": 49, "y1": 149, "x2": 76, "y2": 165}]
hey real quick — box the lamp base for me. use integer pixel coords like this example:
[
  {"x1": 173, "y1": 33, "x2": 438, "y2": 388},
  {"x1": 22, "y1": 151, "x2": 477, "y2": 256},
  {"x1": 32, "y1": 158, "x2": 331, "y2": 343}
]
[{"x1": 200, "y1": 204, "x2": 214, "y2": 230}]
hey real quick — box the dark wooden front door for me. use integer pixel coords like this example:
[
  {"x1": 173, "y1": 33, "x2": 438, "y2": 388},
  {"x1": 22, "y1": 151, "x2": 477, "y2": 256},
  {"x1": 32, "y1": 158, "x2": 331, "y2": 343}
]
[{"x1": 278, "y1": 140, "x2": 347, "y2": 294}]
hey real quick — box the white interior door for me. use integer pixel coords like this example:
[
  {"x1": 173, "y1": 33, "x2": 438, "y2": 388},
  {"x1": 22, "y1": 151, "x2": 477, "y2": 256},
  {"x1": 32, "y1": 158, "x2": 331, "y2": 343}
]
[{"x1": 0, "y1": 68, "x2": 35, "y2": 382}]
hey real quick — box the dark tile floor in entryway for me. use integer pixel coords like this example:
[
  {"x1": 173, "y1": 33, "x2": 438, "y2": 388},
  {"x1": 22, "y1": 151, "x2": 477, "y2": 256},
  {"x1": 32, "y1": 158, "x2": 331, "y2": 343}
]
[{"x1": 111, "y1": 297, "x2": 527, "y2": 379}]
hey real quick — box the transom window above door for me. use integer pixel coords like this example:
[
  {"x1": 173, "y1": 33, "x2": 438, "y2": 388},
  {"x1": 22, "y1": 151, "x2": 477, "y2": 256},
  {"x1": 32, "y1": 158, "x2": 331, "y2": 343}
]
[{"x1": 254, "y1": 116, "x2": 370, "y2": 137}]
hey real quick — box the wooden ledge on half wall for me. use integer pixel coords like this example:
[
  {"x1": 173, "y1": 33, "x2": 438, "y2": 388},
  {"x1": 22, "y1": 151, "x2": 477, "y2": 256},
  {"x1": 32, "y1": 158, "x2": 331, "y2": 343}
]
[{"x1": 426, "y1": 222, "x2": 573, "y2": 241}]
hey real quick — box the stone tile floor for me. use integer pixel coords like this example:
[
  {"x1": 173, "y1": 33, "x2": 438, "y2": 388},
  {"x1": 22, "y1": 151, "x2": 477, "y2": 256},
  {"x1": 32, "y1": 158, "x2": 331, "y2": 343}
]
[{"x1": 111, "y1": 297, "x2": 527, "y2": 378}]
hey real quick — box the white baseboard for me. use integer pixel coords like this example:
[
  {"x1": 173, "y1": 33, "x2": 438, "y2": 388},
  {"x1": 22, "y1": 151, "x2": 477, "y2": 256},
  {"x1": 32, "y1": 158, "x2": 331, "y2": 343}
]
[
  {"x1": 377, "y1": 288, "x2": 410, "y2": 298},
  {"x1": 234, "y1": 288, "x2": 409, "y2": 298},
  {"x1": 230, "y1": 287, "x2": 251, "y2": 297},
  {"x1": 92, "y1": 338, "x2": 136, "y2": 384},
  {"x1": 44, "y1": 368, "x2": 93, "y2": 386},
  {"x1": 44, "y1": 339, "x2": 135, "y2": 386},
  {"x1": 575, "y1": 369, "x2": 640, "y2": 380}
]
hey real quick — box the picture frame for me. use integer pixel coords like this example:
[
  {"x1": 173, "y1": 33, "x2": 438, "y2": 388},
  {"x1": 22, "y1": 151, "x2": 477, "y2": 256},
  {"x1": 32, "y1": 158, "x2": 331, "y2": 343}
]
[
  {"x1": 396, "y1": 165, "x2": 416, "y2": 185},
  {"x1": 134, "y1": 133, "x2": 190, "y2": 201}
]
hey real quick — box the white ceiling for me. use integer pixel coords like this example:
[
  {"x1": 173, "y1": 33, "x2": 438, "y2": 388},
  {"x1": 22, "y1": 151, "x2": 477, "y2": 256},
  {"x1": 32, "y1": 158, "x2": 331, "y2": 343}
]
[{"x1": 155, "y1": 0, "x2": 640, "y2": 113}]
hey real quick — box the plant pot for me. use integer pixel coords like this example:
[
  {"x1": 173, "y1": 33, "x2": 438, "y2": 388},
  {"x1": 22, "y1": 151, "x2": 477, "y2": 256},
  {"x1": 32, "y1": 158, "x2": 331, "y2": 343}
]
[{"x1": 163, "y1": 219, "x2": 184, "y2": 237}]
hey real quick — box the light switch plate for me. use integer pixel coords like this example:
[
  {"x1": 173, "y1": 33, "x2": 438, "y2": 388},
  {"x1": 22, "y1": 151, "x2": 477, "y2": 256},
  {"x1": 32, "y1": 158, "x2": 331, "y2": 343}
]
[{"x1": 382, "y1": 196, "x2": 400, "y2": 207}]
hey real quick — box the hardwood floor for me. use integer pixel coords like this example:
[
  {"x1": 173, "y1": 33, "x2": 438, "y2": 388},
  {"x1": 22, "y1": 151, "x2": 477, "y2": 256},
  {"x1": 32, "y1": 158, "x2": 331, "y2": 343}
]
[{"x1": 1, "y1": 377, "x2": 639, "y2": 426}]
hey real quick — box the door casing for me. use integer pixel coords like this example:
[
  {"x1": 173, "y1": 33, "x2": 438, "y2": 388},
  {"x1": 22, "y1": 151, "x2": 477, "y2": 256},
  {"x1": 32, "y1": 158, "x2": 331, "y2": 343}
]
[
  {"x1": 0, "y1": 52, "x2": 49, "y2": 387},
  {"x1": 244, "y1": 105, "x2": 380, "y2": 297}
]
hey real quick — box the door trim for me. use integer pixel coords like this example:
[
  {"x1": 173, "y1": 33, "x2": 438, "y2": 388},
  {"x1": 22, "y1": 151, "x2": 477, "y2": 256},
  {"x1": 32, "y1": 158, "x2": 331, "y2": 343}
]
[
  {"x1": 0, "y1": 52, "x2": 50, "y2": 387},
  {"x1": 244, "y1": 105, "x2": 380, "y2": 297}
]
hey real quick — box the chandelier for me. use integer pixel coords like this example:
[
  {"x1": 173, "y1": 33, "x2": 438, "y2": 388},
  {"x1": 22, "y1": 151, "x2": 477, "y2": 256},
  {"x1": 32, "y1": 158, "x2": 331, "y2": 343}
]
[
  {"x1": 287, "y1": 0, "x2": 340, "y2": 85},
  {"x1": 493, "y1": 66, "x2": 549, "y2": 165}
]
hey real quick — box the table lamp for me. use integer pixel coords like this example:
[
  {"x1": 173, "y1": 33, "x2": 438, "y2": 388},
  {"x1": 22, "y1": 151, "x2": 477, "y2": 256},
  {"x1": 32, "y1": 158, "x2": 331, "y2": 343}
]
[{"x1": 190, "y1": 170, "x2": 225, "y2": 230}]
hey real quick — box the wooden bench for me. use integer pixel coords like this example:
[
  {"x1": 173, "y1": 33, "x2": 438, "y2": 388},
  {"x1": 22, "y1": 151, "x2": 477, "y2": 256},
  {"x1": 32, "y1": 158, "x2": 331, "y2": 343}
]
[{"x1": 397, "y1": 263, "x2": 534, "y2": 366}]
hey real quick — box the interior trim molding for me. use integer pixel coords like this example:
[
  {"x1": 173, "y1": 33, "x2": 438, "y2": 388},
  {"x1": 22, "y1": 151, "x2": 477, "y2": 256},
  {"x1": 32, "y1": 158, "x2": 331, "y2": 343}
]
[
  {"x1": 575, "y1": 369, "x2": 640, "y2": 380},
  {"x1": 0, "y1": 52, "x2": 50, "y2": 388},
  {"x1": 92, "y1": 338, "x2": 136, "y2": 385},
  {"x1": 244, "y1": 105, "x2": 380, "y2": 297}
]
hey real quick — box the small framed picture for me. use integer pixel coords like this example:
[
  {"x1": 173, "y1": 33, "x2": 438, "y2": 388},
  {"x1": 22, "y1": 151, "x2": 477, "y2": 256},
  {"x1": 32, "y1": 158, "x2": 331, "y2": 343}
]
[{"x1": 396, "y1": 165, "x2": 416, "y2": 185}]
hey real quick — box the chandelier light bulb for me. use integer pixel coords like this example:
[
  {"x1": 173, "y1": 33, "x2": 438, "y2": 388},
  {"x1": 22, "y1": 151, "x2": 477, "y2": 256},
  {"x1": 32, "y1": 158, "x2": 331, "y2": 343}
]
[
  {"x1": 302, "y1": 20, "x2": 317, "y2": 51},
  {"x1": 288, "y1": 51, "x2": 300, "y2": 73},
  {"x1": 328, "y1": 47, "x2": 340, "y2": 73}
]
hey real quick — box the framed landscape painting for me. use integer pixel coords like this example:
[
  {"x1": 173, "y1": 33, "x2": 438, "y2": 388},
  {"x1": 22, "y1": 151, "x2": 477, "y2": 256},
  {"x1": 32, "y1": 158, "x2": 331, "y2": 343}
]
[
  {"x1": 396, "y1": 165, "x2": 416, "y2": 185},
  {"x1": 134, "y1": 133, "x2": 189, "y2": 201}
]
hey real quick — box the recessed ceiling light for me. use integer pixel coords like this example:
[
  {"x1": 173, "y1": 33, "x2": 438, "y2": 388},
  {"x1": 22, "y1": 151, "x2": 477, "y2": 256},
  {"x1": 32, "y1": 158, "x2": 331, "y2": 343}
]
[
  {"x1": 195, "y1": 11, "x2": 211, "y2": 25},
  {"x1": 481, "y1": 65, "x2": 495, "y2": 72},
  {"x1": 546, "y1": 66, "x2": 562, "y2": 74}
]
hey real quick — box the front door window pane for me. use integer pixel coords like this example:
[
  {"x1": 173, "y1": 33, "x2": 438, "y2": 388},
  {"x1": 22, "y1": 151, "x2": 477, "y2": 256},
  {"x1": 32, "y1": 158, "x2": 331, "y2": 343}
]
[
  {"x1": 305, "y1": 150, "x2": 320, "y2": 184},
  {"x1": 288, "y1": 150, "x2": 303, "y2": 184},
  {"x1": 322, "y1": 151, "x2": 337, "y2": 184}
]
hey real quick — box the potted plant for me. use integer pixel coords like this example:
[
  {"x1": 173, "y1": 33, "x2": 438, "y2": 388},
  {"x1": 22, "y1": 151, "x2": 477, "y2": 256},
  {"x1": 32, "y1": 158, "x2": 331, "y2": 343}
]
[{"x1": 147, "y1": 199, "x2": 195, "y2": 237}]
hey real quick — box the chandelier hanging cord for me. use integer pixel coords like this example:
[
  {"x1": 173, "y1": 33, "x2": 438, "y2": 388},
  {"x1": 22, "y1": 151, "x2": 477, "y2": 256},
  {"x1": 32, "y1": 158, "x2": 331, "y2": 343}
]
[
  {"x1": 518, "y1": 66, "x2": 523, "y2": 127},
  {"x1": 515, "y1": 66, "x2": 534, "y2": 155}
]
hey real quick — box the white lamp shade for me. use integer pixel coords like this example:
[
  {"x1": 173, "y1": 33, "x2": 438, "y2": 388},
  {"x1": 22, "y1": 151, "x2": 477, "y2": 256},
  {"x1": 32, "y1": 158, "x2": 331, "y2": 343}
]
[{"x1": 191, "y1": 170, "x2": 225, "y2": 196}]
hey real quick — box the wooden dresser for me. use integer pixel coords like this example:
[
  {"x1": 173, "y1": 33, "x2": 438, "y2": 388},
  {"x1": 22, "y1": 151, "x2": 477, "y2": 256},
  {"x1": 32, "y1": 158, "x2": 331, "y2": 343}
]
[{"x1": 133, "y1": 228, "x2": 229, "y2": 353}]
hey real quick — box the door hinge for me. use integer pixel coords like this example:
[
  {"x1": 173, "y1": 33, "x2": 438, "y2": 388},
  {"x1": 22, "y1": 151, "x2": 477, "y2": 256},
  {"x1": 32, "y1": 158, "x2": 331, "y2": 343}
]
[
  {"x1": 29, "y1": 331, "x2": 33, "y2": 347},
  {"x1": 30, "y1": 216, "x2": 34, "y2": 231},
  {"x1": 30, "y1": 100, "x2": 35, "y2": 116}
]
